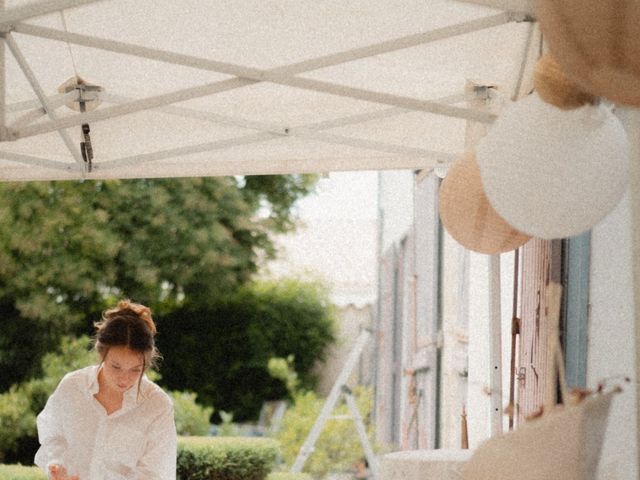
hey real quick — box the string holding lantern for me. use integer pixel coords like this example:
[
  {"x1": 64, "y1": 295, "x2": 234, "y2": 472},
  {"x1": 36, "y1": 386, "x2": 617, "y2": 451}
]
[
  {"x1": 536, "y1": 0, "x2": 640, "y2": 107},
  {"x1": 438, "y1": 152, "x2": 531, "y2": 254}
]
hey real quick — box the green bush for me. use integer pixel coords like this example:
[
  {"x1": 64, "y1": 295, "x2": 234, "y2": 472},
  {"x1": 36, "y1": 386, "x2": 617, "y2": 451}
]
[
  {"x1": 0, "y1": 388, "x2": 36, "y2": 462},
  {"x1": 0, "y1": 465, "x2": 312, "y2": 480},
  {"x1": 0, "y1": 336, "x2": 94, "y2": 462},
  {"x1": 0, "y1": 464, "x2": 46, "y2": 480},
  {"x1": 266, "y1": 472, "x2": 312, "y2": 480},
  {"x1": 0, "y1": 437, "x2": 280, "y2": 480},
  {"x1": 274, "y1": 387, "x2": 376, "y2": 478},
  {"x1": 157, "y1": 278, "x2": 336, "y2": 421},
  {"x1": 170, "y1": 391, "x2": 213, "y2": 436},
  {"x1": 177, "y1": 436, "x2": 279, "y2": 480}
]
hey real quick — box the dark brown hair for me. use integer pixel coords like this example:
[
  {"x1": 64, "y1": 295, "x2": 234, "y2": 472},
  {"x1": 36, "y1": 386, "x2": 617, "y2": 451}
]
[{"x1": 94, "y1": 299, "x2": 160, "y2": 370}]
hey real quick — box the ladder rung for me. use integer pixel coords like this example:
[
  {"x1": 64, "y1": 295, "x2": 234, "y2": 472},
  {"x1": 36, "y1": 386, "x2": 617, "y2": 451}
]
[{"x1": 328, "y1": 414, "x2": 352, "y2": 420}]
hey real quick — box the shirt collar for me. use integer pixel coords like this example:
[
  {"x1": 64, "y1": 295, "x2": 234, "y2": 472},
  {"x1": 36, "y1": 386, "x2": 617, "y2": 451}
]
[{"x1": 88, "y1": 364, "x2": 101, "y2": 395}]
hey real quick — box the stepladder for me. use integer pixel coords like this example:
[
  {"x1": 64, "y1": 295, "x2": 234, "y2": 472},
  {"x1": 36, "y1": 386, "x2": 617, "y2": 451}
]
[{"x1": 290, "y1": 329, "x2": 379, "y2": 478}]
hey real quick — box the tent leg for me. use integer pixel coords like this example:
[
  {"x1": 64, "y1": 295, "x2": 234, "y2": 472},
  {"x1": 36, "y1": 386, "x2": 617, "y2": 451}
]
[
  {"x1": 627, "y1": 107, "x2": 640, "y2": 477},
  {"x1": 0, "y1": 0, "x2": 5, "y2": 140},
  {"x1": 489, "y1": 254, "x2": 503, "y2": 436}
]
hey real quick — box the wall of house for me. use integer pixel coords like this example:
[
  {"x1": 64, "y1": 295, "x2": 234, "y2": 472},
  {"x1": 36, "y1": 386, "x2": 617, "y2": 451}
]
[
  {"x1": 589, "y1": 192, "x2": 638, "y2": 480},
  {"x1": 378, "y1": 170, "x2": 415, "y2": 251},
  {"x1": 374, "y1": 169, "x2": 516, "y2": 452},
  {"x1": 440, "y1": 233, "x2": 516, "y2": 448}
]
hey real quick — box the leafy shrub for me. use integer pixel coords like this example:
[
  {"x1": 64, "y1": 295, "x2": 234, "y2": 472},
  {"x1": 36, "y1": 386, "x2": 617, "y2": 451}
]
[
  {"x1": 1, "y1": 438, "x2": 285, "y2": 480},
  {"x1": 267, "y1": 355, "x2": 299, "y2": 396},
  {"x1": 266, "y1": 472, "x2": 312, "y2": 480},
  {"x1": 274, "y1": 387, "x2": 376, "y2": 478},
  {"x1": 0, "y1": 464, "x2": 46, "y2": 480},
  {"x1": 170, "y1": 391, "x2": 213, "y2": 436},
  {"x1": 215, "y1": 410, "x2": 240, "y2": 437},
  {"x1": 157, "y1": 278, "x2": 336, "y2": 421},
  {"x1": 0, "y1": 388, "x2": 36, "y2": 462},
  {"x1": 177, "y1": 436, "x2": 279, "y2": 480},
  {"x1": 0, "y1": 336, "x2": 94, "y2": 462}
]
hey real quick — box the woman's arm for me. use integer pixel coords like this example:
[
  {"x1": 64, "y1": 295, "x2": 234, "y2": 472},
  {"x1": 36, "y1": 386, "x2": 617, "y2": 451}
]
[
  {"x1": 133, "y1": 399, "x2": 177, "y2": 480},
  {"x1": 34, "y1": 378, "x2": 70, "y2": 475}
]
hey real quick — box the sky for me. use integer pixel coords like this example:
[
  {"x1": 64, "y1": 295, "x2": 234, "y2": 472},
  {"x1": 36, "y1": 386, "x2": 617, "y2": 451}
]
[
  {"x1": 293, "y1": 171, "x2": 379, "y2": 221},
  {"x1": 264, "y1": 171, "x2": 379, "y2": 307}
]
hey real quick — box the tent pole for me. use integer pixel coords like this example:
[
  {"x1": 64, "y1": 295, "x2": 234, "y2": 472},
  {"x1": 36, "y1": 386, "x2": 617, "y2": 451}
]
[
  {"x1": 489, "y1": 254, "x2": 503, "y2": 435},
  {"x1": 9, "y1": 15, "x2": 515, "y2": 138},
  {"x1": 0, "y1": 0, "x2": 5, "y2": 140},
  {"x1": 14, "y1": 13, "x2": 512, "y2": 78},
  {"x1": 0, "y1": 0, "x2": 105, "y2": 31},
  {"x1": 626, "y1": 106, "x2": 640, "y2": 478},
  {"x1": 4, "y1": 33, "x2": 83, "y2": 164}
]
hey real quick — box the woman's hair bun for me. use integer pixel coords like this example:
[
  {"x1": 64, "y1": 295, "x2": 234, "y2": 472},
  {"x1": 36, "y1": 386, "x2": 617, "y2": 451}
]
[{"x1": 103, "y1": 299, "x2": 157, "y2": 335}]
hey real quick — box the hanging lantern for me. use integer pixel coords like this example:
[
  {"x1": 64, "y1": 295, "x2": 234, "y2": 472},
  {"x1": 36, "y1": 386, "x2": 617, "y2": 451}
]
[
  {"x1": 438, "y1": 152, "x2": 531, "y2": 254},
  {"x1": 533, "y1": 53, "x2": 596, "y2": 110},
  {"x1": 476, "y1": 93, "x2": 629, "y2": 239},
  {"x1": 536, "y1": 0, "x2": 640, "y2": 107}
]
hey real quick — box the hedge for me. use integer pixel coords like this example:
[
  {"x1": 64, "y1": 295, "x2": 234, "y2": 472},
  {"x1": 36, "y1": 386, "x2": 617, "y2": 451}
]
[
  {"x1": 177, "y1": 436, "x2": 279, "y2": 480},
  {"x1": 266, "y1": 472, "x2": 313, "y2": 480},
  {"x1": 0, "y1": 464, "x2": 45, "y2": 480},
  {"x1": 2, "y1": 436, "x2": 280, "y2": 480}
]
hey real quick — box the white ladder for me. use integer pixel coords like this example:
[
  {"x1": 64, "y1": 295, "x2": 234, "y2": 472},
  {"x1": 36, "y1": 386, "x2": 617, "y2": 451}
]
[{"x1": 290, "y1": 329, "x2": 379, "y2": 478}]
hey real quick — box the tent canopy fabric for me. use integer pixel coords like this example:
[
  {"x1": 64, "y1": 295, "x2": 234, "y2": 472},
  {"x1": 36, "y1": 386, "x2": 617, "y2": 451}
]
[{"x1": 0, "y1": 0, "x2": 536, "y2": 181}]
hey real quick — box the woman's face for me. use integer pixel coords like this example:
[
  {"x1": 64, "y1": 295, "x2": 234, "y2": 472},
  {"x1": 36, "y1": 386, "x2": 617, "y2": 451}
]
[{"x1": 100, "y1": 346, "x2": 145, "y2": 393}]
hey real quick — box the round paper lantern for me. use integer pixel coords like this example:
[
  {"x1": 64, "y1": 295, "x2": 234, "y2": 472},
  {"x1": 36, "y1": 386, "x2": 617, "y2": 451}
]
[
  {"x1": 439, "y1": 153, "x2": 531, "y2": 254},
  {"x1": 534, "y1": 53, "x2": 596, "y2": 110},
  {"x1": 536, "y1": 0, "x2": 640, "y2": 107},
  {"x1": 476, "y1": 93, "x2": 629, "y2": 239}
]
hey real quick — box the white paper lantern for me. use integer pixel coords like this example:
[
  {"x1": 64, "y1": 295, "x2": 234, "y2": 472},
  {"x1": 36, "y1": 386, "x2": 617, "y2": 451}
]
[{"x1": 476, "y1": 93, "x2": 629, "y2": 239}]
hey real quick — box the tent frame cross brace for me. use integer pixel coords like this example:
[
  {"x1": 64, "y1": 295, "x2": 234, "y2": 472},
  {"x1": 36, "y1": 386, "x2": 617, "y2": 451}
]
[{"x1": 0, "y1": 0, "x2": 535, "y2": 178}]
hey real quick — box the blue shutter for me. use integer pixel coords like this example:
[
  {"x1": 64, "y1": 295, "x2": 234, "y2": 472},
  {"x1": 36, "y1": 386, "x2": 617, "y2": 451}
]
[{"x1": 562, "y1": 232, "x2": 591, "y2": 388}]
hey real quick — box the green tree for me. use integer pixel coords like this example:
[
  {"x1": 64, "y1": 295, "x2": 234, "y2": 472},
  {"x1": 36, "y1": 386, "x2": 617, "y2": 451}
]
[
  {"x1": 0, "y1": 175, "x2": 316, "y2": 390},
  {"x1": 155, "y1": 278, "x2": 336, "y2": 421}
]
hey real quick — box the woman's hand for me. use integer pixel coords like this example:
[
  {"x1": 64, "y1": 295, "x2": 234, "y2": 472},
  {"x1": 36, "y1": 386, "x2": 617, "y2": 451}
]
[{"x1": 48, "y1": 464, "x2": 79, "y2": 480}]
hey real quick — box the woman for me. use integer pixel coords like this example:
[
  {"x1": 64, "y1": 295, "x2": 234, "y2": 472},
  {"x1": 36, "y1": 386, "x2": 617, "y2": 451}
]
[{"x1": 35, "y1": 300, "x2": 177, "y2": 480}]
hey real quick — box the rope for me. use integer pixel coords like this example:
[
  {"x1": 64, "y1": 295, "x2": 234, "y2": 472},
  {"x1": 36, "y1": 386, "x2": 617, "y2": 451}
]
[{"x1": 59, "y1": 10, "x2": 79, "y2": 79}]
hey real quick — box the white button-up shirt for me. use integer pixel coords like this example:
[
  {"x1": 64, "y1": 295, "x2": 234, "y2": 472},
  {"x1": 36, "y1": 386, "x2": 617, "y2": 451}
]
[{"x1": 35, "y1": 365, "x2": 177, "y2": 480}]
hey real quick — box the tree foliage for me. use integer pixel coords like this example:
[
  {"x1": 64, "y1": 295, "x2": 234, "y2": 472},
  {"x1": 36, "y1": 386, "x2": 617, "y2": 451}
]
[
  {"x1": 155, "y1": 278, "x2": 336, "y2": 421},
  {"x1": 274, "y1": 387, "x2": 376, "y2": 478},
  {"x1": 0, "y1": 174, "x2": 316, "y2": 389}
]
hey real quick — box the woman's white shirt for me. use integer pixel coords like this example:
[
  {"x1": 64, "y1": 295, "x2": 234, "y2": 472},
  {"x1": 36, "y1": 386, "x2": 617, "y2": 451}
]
[{"x1": 35, "y1": 365, "x2": 177, "y2": 480}]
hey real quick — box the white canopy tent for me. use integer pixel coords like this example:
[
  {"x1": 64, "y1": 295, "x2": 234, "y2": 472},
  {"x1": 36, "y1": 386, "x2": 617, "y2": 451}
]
[
  {"x1": 0, "y1": 0, "x2": 538, "y2": 181},
  {"x1": 1, "y1": 0, "x2": 639, "y2": 474}
]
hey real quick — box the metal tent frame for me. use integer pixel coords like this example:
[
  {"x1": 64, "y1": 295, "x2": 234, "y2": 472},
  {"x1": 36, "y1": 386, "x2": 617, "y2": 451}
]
[
  {"x1": 0, "y1": 0, "x2": 536, "y2": 180},
  {"x1": 0, "y1": 0, "x2": 638, "y2": 473}
]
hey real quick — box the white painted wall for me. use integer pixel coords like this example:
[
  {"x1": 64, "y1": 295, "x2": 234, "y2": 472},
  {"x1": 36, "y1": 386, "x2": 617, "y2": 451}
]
[
  {"x1": 379, "y1": 170, "x2": 415, "y2": 252},
  {"x1": 589, "y1": 191, "x2": 638, "y2": 480},
  {"x1": 377, "y1": 168, "x2": 514, "y2": 451},
  {"x1": 440, "y1": 233, "x2": 515, "y2": 449}
]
